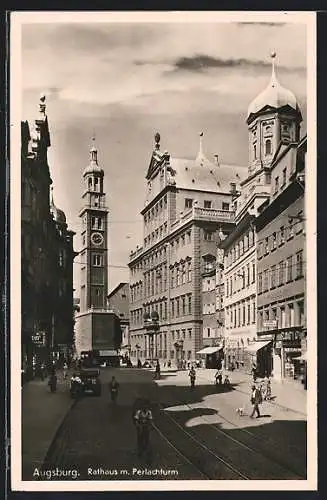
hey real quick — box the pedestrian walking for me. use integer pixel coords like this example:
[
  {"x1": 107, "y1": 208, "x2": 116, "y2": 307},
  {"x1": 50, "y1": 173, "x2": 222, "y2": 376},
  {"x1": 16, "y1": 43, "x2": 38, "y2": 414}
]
[
  {"x1": 133, "y1": 399, "x2": 153, "y2": 458},
  {"x1": 215, "y1": 370, "x2": 223, "y2": 386},
  {"x1": 70, "y1": 372, "x2": 83, "y2": 398},
  {"x1": 154, "y1": 360, "x2": 161, "y2": 379},
  {"x1": 48, "y1": 370, "x2": 57, "y2": 393},
  {"x1": 109, "y1": 376, "x2": 120, "y2": 404},
  {"x1": 250, "y1": 384, "x2": 262, "y2": 418},
  {"x1": 224, "y1": 375, "x2": 230, "y2": 386},
  {"x1": 189, "y1": 366, "x2": 196, "y2": 389},
  {"x1": 40, "y1": 362, "x2": 45, "y2": 381},
  {"x1": 265, "y1": 378, "x2": 272, "y2": 401},
  {"x1": 252, "y1": 363, "x2": 257, "y2": 382}
]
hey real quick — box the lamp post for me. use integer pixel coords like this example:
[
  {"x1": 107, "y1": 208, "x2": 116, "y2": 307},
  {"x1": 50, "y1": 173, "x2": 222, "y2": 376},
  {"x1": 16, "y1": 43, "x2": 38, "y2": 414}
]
[{"x1": 143, "y1": 311, "x2": 160, "y2": 364}]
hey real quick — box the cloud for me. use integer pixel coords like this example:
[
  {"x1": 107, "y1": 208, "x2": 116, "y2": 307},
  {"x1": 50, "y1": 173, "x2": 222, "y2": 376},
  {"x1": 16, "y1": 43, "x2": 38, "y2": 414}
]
[
  {"x1": 237, "y1": 22, "x2": 286, "y2": 27},
  {"x1": 173, "y1": 55, "x2": 271, "y2": 72}
]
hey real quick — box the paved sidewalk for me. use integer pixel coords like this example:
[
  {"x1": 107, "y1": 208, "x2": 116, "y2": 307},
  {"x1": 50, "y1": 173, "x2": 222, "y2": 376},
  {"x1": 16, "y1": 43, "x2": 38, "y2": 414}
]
[
  {"x1": 168, "y1": 368, "x2": 307, "y2": 415},
  {"x1": 22, "y1": 370, "x2": 74, "y2": 479},
  {"x1": 193, "y1": 368, "x2": 307, "y2": 415}
]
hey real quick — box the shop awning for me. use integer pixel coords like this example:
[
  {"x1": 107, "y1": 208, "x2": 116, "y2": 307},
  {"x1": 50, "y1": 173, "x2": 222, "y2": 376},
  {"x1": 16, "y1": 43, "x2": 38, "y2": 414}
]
[
  {"x1": 245, "y1": 340, "x2": 272, "y2": 354},
  {"x1": 196, "y1": 346, "x2": 223, "y2": 355},
  {"x1": 296, "y1": 352, "x2": 307, "y2": 361}
]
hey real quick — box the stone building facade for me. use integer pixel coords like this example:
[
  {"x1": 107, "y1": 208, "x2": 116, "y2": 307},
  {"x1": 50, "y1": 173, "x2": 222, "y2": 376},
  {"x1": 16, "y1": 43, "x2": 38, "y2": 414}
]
[
  {"x1": 21, "y1": 95, "x2": 76, "y2": 376},
  {"x1": 128, "y1": 133, "x2": 246, "y2": 366},
  {"x1": 219, "y1": 53, "x2": 306, "y2": 377},
  {"x1": 255, "y1": 136, "x2": 306, "y2": 382},
  {"x1": 107, "y1": 282, "x2": 130, "y2": 357},
  {"x1": 74, "y1": 141, "x2": 118, "y2": 358}
]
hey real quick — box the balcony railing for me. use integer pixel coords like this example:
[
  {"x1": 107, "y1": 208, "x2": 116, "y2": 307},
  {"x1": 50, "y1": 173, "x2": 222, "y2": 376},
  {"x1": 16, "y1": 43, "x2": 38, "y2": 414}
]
[{"x1": 193, "y1": 207, "x2": 235, "y2": 222}]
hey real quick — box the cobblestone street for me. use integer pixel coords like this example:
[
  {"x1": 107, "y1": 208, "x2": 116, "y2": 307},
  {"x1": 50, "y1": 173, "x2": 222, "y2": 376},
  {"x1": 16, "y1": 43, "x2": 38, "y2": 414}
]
[{"x1": 23, "y1": 367, "x2": 307, "y2": 481}]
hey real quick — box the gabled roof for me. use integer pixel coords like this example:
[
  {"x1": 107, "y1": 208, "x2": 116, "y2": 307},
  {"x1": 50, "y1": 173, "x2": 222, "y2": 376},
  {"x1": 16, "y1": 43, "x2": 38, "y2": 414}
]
[
  {"x1": 169, "y1": 156, "x2": 246, "y2": 193},
  {"x1": 107, "y1": 282, "x2": 129, "y2": 299}
]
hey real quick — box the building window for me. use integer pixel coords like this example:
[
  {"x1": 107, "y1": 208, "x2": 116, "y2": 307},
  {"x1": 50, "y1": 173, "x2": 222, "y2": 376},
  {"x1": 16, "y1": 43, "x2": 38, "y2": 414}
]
[
  {"x1": 286, "y1": 256, "x2": 293, "y2": 282},
  {"x1": 258, "y1": 272, "x2": 263, "y2": 293},
  {"x1": 296, "y1": 251, "x2": 304, "y2": 278},
  {"x1": 254, "y1": 144, "x2": 257, "y2": 159},
  {"x1": 265, "y1": 139, "x2": 272, "y2": 156},
  {"x1": 92, "y1": 254, "x2": 102, "y2": 267},
  {"x1": 171, "y1": 300, "x2": 174, "y2": 318},
  {"x1": 207, "y1": 328, "x2": 211, "y2": 337},
  {"x1": 272, "y1": 232, "x2": 277, "y2": 250},
  {"x1": 279, "y1": 261, "x2": 285, "y2": 286},
  {"x1": 249, "y1": 229, "x2": 254, "y2": 247},
  {"x1": 182, "y1": 265, "x2": 186, "y2": 284},
  {"x1": 182, "y1": 296, "x2": 186, "y2": 315},
  {"x1": 222, "y1": 202, "x2": 230, "y2": 210},
  {"x1": 187, "y1": 261, "x2": 192, "y2": 282},
  {"x1": 204, "y1": 230, "x2": 213, "y2": 241},
  {"x1": 252, "y1": 261, "x2": 255, "y2": 283},
  {"x1": 176, "y1": 298, "x2": 180, "y2": 317},
  {"x1": 204, "y1": 200, "x2": 212, "y2": 208},
  {"x1": 263, "y1": 269, "x2": 269, "y2": 292},
  {"x1": 274, "y1": 176, "x2": 279, "y2": 194},
  {"x1": 264, "y1": 237, "x2": 269, "y2": 255},
  {"x1": 278, "y1": 231, "x2": 284, "y2": 250},
  {"x1": 91, "y1": 216, "x2": 96, "y2": 229},
  {"x1": 185, "y1": 198, "x2": 193, "y2": 209},
  {"x1": 270, "y1": 265, "x2": 276, "y2": 289},
  {"x1": 188, "y1": 294, "x2": 192, "y2": 314},
  {"x1": 297, "y1": 301, "x2": 305, "y2": 326},
  {"x1": 282, "y1": 167, "x2": 287, "y2": 186},
  {"x1": 252, "y1": 300, "x2": 256, "y2": 324},
  {"x1": 289, "y1": 303, "x2": 295, "y2": 327}
]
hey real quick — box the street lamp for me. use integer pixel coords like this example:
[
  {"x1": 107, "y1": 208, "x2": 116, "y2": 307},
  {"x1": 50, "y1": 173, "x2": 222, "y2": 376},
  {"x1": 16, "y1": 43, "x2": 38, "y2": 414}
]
[{"x1": 143, "y1": 311, "x2": 160, "y2": 364}]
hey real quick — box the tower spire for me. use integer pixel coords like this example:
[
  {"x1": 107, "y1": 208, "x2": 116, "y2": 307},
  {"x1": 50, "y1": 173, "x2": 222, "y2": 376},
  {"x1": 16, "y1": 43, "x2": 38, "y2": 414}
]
[
  {"x1": 90, "y1": 133, "x2": 98, "y2": 165},
  {"x1": 196, "y1": 132, "x2": 208, "y2": 165},
  {"x1": 199, "y1": 131, "x2": 204, "y2": 156},
  {"x1": 270, "y1": 51, "x2": 277, "y2": 88}
]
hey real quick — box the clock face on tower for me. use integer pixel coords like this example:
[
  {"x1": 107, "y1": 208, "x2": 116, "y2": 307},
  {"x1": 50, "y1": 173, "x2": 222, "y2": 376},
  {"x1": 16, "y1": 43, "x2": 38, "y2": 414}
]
[{"x1": 91, "y1": 232, "x2": 104, "y2": 246}]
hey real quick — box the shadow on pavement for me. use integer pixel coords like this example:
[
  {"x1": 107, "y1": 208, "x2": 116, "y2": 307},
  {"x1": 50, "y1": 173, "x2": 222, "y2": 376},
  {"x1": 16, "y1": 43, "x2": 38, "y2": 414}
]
[{"x1": 35, "y1": 368, "x2": 307, "y2": 481}]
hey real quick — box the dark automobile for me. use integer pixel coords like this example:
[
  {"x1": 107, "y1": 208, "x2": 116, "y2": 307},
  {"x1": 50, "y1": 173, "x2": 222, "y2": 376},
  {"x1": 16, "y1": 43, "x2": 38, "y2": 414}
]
[{"x1": 79, "y1": 368, "x2": 102, "y2": 396}]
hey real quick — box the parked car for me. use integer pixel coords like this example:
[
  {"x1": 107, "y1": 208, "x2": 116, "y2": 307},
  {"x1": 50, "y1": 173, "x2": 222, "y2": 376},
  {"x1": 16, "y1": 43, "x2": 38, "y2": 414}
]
[{"x1": 79, "y1": 369, "x2": 102, "y2": 396}]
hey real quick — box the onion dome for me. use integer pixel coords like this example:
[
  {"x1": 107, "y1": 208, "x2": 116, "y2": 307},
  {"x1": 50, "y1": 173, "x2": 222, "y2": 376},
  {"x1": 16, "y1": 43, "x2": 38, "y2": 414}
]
[
  {"x1": 247, "y1": 52, "x2": 301, "y2": 121},
  {"x1": 50, "y1": 187, "x2": 66, "y2": 225},
  {"x1": 83, "y1": 137, "x2": 104, "y2": 176}
]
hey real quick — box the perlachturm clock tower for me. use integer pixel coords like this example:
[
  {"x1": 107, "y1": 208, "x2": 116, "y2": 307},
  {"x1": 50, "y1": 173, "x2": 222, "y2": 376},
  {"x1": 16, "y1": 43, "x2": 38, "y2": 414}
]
[
  {"x1": 75, "y1": 140, "x2": 118, "y2": 358},
  {"x1": 79, "y1": 139, "x2": 108, "y2": 311}
]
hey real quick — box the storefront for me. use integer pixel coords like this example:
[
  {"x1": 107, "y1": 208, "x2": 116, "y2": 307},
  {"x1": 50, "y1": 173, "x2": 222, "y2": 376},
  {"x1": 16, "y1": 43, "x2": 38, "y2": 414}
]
[
  {"x1": 272, "y1": 328, "x2": 303, "y2": 381},
  {"x1": 244, "y1": 340, "x2": 273, "y2": 377},
  {"x1": 196, "y1": 346, "x2": 224, "y2": 369}
]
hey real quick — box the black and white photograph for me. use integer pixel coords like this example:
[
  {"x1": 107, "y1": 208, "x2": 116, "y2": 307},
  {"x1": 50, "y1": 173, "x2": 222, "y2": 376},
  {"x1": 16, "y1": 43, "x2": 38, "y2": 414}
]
[{"x1": 10, "y1": 10, "x2": 317, "y2": 491}]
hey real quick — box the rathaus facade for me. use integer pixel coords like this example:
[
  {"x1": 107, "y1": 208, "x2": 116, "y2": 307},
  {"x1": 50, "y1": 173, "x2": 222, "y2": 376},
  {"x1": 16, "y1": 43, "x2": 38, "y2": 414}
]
[{"x1": 128, "y1": 133, "x2": 246, "y2": 366}]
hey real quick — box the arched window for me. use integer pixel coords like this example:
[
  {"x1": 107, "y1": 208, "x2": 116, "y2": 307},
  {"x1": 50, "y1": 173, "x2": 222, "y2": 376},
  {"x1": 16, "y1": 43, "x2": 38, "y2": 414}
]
[
  {"x1": 253, "y1": 144, "x2": 257, "y2": 159},
  {"x1": 265, "y1": 139, "x2": 272, "y2": 155}
]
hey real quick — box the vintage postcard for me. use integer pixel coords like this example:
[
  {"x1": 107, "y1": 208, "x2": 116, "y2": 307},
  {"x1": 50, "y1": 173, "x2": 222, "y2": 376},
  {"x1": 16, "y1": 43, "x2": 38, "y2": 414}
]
[{"x1": 10, "y1": 10, "x2": 317, "y2": 491}]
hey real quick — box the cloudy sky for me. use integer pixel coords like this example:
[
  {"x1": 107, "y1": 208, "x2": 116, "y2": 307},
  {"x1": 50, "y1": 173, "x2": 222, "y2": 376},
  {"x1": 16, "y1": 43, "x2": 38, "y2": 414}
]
[{"x1": 19, "y1": 13, "x2": 308, "y2": 294}]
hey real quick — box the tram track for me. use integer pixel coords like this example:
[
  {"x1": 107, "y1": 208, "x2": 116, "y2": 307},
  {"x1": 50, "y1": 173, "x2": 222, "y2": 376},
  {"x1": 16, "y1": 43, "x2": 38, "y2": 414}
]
[
  {"x1": 152, "y1": 381, "x2": 306, "y2": 480},
  {"x1": 132, "y1": 388, "x2": 249, "y2": 480}
]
